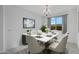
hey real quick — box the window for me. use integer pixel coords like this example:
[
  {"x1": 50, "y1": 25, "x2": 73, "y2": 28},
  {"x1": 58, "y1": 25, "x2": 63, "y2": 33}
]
[{"x1": 50, "y1": 16, "x2": 62, "y2": 30}]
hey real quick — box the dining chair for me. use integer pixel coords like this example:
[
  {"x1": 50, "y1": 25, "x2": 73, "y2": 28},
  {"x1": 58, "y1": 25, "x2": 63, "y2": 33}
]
[
  {"x1": 48, "y1": 32, "x2": 69, "y2": 53},
  {"x1": 26, "y1": 35, "x2": 45, "y2": 54}
]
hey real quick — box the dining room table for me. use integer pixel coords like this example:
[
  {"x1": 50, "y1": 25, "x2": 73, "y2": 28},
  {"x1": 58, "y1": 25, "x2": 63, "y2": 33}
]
[
  {"x1": 23, "y1": 32, "x2": 58, "y2": 43},
  {"x1": 32, "y1": 32, "x2": 58, "y2": 43}
]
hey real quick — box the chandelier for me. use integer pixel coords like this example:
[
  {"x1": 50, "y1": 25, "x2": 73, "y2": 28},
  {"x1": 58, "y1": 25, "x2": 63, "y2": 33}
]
[{"x1": 43, "y1": 5, "x2": 51, "y2": 18}]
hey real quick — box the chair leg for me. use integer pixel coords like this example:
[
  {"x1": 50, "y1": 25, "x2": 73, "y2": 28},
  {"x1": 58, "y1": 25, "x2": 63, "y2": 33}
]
[{"x1": 28, "y1": 51, "x2": 30, "y2": 54}]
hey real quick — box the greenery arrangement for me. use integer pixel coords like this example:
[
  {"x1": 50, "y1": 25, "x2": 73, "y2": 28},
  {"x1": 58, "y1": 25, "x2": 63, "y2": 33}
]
[{"x1": 40, "y1": 25, "x2": 48, "y2": 32}]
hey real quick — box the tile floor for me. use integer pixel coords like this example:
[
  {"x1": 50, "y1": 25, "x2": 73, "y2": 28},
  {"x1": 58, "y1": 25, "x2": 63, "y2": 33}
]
[
  {"x1": 0, "y1": 42, "x2": 79, "y2": 54},
  {"x1": 66, "y1": 42, "x2": 79, "y2": 54}
]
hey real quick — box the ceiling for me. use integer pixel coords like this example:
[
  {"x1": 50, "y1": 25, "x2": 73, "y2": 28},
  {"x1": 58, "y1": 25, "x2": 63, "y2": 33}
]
[{"x1": 18, "y1": 5, "x2": 77, "y2": 17}]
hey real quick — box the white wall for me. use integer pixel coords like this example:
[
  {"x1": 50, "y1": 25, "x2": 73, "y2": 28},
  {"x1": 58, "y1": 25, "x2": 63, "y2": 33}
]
[
  {"x1": 44, "y1": 8, "x2": 78, "y2": 44},
  {"x1": 0, "y1": 6, "x2": 3, "y2": 51},
  {"x1": 67, "y1": 8, "x2": 77, "y2": 44},
  {"x1": 4, "y1": 5, "x2": 45, "y2": 50},
  {"x1": 77, "y1": 7, "x2": 79, "y2": 48}
]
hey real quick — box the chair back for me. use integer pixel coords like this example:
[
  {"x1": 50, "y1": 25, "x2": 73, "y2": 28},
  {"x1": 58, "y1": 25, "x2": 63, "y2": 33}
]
[
  {"x1": 26, "y1": 35, "x2": 45, "y2": 53},
  {"x1": 54, "y1": 32, "x2": 69, "y2": 52}
]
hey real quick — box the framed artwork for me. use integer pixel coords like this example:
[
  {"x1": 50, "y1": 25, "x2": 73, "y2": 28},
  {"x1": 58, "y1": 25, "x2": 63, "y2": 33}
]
[{"x1": 23, "y1": 17, "x2": 35, "y2": 28}]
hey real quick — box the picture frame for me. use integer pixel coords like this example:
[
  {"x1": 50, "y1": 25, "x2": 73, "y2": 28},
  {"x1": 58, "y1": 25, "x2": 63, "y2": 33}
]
[{"x1": 23, "y1": 17, "x2": 35, "y2": 28}]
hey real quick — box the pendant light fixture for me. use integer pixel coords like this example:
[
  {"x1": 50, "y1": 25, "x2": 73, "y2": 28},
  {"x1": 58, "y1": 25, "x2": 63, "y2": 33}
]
[{"x1": 43, "y1": 5, "x2": 51, "y2": 18}]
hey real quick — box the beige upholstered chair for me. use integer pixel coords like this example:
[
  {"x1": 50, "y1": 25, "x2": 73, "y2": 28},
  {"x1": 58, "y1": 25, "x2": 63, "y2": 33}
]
[
  {"x1": 49, "y1": 32, "x2": 69, "y2": 53},
  {"x1": 26, "y1": 35, "x2": 45, "y2": 54}
]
